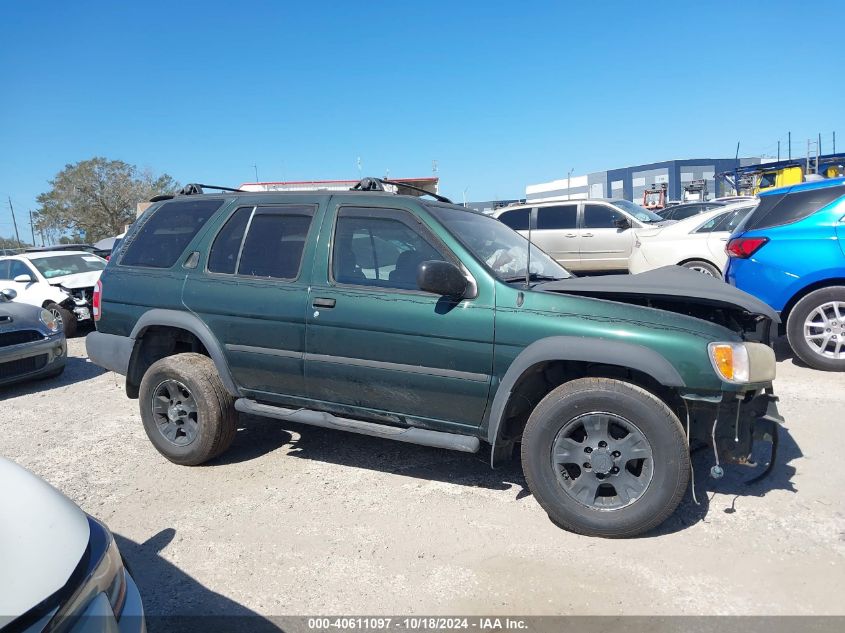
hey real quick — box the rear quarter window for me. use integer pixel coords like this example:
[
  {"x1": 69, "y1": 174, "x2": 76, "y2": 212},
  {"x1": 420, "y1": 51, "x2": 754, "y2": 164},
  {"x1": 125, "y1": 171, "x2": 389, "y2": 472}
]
[
  {"x1": 741, "y1": 185, "x2": 845, "y2": 232},
  {"x1": 120, "y1": 199, "x2": 224, "y2": 268}
]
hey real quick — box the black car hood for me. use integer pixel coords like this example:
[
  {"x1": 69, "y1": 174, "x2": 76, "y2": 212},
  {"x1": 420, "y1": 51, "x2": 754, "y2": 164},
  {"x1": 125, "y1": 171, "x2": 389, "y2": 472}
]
[{"x1": 539, "y1": 266, "x2": 780, "y2": 323}]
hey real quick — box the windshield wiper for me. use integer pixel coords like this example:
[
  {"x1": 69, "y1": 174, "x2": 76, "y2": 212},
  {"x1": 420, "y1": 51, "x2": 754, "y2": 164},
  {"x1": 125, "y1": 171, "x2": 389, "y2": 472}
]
[{"x1": 501, "y1": 273, "x2": 566, "y2": 283}]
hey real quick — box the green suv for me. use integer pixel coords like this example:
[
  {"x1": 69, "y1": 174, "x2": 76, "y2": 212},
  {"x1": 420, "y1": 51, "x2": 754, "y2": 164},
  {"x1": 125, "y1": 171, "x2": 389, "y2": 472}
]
[{"x1": 87, "y1": 180, "x2": 783, "y2": 537}]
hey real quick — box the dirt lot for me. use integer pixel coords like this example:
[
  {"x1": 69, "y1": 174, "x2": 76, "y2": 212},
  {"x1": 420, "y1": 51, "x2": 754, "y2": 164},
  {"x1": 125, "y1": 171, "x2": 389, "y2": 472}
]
[{"x1": 2, "y1": 336, "x2": 843, "y2": 620}]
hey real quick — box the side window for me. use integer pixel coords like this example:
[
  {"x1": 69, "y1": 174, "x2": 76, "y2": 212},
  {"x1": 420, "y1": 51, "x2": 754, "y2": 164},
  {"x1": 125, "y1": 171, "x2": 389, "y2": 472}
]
[
  {"x1": 333, "y1": 208, "x2": 448, "y2": 290},
  {"x1": 237, "y1": 206, "x2": 314, "y2": 280},
  {"x1": 207, "y1": 206, "x2": 253, "y2": 274},
  {"x1": 0, "y1": 260, "x2": 9, "y2": 280},
  {"x1": 121, "y1": 199, "x2": 224, "y2": 268},
  {"x1": 537, "y1": 205, "x2": 577, "y2": 230},
  {"x1": 583, "y1": 204, "x2": 623, "y2": 229},
  {"x1": 9, "y1": 260, "x2": 34, "y2": 279},
  {"x1": 694, "y1": 211, "x2": 730, "y2": 233},
  {"x1": 498, "y1": 208, "x2": 530, "y2": 230}
]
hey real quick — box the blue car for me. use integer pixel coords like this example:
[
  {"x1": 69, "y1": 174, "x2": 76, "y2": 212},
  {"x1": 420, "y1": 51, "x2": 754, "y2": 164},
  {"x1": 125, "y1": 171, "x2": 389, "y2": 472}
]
[{"x1": 725, "y1": 177, "x2": 845, "y2": 371}]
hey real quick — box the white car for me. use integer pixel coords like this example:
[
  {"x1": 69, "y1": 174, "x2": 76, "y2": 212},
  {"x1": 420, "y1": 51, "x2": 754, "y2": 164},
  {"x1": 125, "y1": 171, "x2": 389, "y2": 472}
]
[
  {"x1": 628, "y1": 201, "x2": 757, "y2": 277},
  {"x1": 0, "y1": 251, "x2": 107, "y2": 336},
  {"x1": 0, "y1": 458, "x2": 145, "y2": 632}
]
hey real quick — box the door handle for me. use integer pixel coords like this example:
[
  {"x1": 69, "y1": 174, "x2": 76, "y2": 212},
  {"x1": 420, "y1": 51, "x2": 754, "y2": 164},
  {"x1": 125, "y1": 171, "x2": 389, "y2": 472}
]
[
  {"x1": 312, "y1": 297, "x2": 336, "y2": 309},
  {"x1": 719, "y1": 237, "x2": 728, "y2": 241},
  {"x1": 582, "y1": 233, "x2": 594, "y2": 237},
  {"x1": 564, "y1": 233, "x2": 577, "y2": 238}
]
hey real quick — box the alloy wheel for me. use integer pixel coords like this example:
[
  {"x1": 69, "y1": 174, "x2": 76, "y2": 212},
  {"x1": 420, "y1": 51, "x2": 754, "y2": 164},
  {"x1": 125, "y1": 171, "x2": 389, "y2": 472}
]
[
  {"x1": 551, "y1": 412, "x2": 653, "y2": 510},
  {"x1": 804, "y1": 301, "x2": 845, "y2": 359},
  {"x1": 151, "y1": 379, "x2": 199, "y2": 446}
]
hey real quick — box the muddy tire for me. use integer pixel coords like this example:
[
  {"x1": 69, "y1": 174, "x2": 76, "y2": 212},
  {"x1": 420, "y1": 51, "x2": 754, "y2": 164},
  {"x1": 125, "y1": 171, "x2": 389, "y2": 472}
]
[
  {"x1": 139, "y1": 353, "x2": 237, "y2": 465},
  {"x1": 521, "y1": 378, "x2": 689, "y2": 538},
  {"x1": 44, "y1": 302, "x2": 77, "y2": 338}
]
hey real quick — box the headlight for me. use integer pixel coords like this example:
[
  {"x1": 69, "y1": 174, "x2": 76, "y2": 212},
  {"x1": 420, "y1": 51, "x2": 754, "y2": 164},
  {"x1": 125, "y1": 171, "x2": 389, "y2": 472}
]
[
  {"x1": 39, "y1": 308, "x2": 60, "y2": 333},
  {"x1": 50, "y1": 517, "x2": 128, "y2": 624},
  {"x1": 708, "y1": 342, "x2": 776, "y2": 384}
]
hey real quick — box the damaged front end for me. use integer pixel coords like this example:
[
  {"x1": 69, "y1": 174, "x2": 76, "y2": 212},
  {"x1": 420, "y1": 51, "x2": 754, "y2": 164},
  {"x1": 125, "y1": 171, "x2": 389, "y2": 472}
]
[
  {"x1": 58, "y1": 285, "x2": 95, "y2": 323},
  {"x1": 682, "y1": 389, "x2": 784, "y2": 483}
]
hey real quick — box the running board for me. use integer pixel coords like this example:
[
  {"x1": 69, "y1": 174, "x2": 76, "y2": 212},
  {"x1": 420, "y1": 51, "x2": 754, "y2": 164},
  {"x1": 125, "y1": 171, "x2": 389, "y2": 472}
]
[{"x1": 234, "y1": 399, "x2": 481, "y2": 453}]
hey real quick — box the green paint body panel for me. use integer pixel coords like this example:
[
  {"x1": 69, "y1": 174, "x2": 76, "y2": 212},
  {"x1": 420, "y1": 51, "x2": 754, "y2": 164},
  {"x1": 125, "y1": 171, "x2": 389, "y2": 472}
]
[{"x1": 96, "y1": 191, "x2": 773, "y2": 442}]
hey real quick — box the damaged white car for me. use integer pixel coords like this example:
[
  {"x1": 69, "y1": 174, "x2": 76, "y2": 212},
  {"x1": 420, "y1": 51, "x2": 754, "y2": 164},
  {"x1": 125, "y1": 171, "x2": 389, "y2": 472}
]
[{"x1": 0, "y1": 251, "x2": 107, "y2": 337}]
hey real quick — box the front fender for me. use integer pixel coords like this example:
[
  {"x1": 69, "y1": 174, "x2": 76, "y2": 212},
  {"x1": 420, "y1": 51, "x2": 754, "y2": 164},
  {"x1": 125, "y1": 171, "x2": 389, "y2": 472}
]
[{"x1": 484, "y1": 336, "x2": 684, "y2": 458}]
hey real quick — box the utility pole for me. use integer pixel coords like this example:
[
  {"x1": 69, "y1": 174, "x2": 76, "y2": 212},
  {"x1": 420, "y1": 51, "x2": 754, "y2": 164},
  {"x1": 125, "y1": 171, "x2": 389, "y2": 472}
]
[
  {"x1": 567, "y1": 167, "x2": 575, "y2": 201},
  {"x1": 817, "y1": 133, "x2": 821, "y2": 173},
  {"x1": 788, "y1": 131, "x2": 792, "y2": 160},
  {"x1": 28, "y1": 210, "x2": 35, "y2": 245},
  {"x1": 777, "y1": 140, "x2": 780, "y2": 161},
  {"x1": 834, "y1": 131, "x2": 837, "y2": 154},
  {"x1": 7, "y1": 196, "x2": 21, "y2": 245},
  {"x1": 252, "y1": 164, "x2": 259, "y2": 182}
]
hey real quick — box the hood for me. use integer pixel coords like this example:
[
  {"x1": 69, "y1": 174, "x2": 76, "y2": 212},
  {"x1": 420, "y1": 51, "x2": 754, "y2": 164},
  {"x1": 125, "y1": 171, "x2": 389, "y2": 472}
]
[
  {"x1": 540, "y1": 266, "x2": 780, "y2": 323},
  {"x1": 0, "y1": 300, "x2": 47, "y2": 326},
  {"x1": 46, "y1": 270, "x2": 102, "y2": 290},
  {"x1": 0, "y1": 458, "x2": 89, "y2": 621}
]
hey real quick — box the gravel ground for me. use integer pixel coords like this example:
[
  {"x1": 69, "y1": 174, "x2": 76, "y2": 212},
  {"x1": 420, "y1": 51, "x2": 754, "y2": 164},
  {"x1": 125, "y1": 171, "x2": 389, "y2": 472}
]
[{"x1": 1, "y1": 336, "x2": 843, "y2": 620}]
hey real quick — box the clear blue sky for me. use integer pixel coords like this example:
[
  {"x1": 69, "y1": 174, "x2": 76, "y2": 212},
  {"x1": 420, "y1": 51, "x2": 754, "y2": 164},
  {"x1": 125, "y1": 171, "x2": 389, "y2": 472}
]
[{"x1": 1, "y1": 0, "x2": 841, "y2": 238}]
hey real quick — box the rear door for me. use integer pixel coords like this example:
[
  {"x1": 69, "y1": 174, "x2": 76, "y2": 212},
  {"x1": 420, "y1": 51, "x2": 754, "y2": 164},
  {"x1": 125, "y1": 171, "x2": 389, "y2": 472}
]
[
  {"x1": 182, "y1": 197, "x2": 320, "y2": 401},
  {"x1": 580, "y1": 203, "x2": 637, "y2": 271},
  {"x1": 303, "y1": 199, "x2": 495, "y2": 432},
  {"x1": 534, "y1": 203, "x2": 580, "y2": 269}
]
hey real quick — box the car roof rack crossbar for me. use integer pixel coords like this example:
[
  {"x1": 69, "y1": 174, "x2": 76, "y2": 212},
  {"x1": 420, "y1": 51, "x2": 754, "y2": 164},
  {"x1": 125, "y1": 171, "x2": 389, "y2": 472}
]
[
  {"x1": 150, "y1": 183, "x2": 245, "y2": 202},
  {"x1": 351, "y1": 177, "x2": 453, "y2": 204}
]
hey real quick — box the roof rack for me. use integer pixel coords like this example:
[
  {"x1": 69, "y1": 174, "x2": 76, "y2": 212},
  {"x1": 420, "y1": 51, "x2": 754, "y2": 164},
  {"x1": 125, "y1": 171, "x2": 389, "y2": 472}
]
[
  {"x1": 149, "y1": 183, "x2": 244, "y2": 202},
  {"x1": 351, "y1": 177, "x2": 453, "y2": 204}
]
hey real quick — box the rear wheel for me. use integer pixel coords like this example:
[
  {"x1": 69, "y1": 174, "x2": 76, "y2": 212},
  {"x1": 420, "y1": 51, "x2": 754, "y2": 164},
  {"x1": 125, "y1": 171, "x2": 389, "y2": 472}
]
[
  {"x1": 786, "y1": 286, "x2": 845, "y2": 371},
  {"x1": 139, "y1": 353, "x2": 237, "y2": 465},
  {"x1": 680, "y1": 260, "x2": 720, "y2": 278},
  {"x1": 44, "y1": 302, "x2": 77, "y2": 337},
  {"x1": 521, "y1": 378, "x2": 689, "y2": 538}
]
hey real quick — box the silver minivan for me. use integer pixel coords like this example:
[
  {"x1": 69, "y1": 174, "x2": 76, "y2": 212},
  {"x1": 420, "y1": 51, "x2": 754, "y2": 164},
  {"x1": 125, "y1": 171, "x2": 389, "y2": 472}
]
[{"x1": 493, "y1": 199, "x2": 668, "y2": 272}]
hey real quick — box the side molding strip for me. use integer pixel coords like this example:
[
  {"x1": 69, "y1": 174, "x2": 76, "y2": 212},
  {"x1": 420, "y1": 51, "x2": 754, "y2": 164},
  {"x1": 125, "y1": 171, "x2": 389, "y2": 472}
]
[
  {"x1": 305, "y1": 352, "x2": 489, "y2": 383},
  {"x1": 226, "y1": 343, "x2": 303, "y2": 359},
  {"x1": 235, "y1": 399, "x2": 481, "y2": 453}
]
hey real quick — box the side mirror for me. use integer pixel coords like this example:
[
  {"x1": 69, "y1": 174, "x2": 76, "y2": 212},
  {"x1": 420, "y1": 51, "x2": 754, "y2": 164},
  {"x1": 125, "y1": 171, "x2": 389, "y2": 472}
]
[
  {"x1": 0, "y1": 288, "x2": 16, "y2": 302},
  {"x1": 417, "y1": 260, "x2": 468, "y2": 299},
  {"x1": 13, "y1": 274, "x2": 33, "y2": 283},
  {"x1": 614, "y1": 217, "x2": 632, "y2": 230}
]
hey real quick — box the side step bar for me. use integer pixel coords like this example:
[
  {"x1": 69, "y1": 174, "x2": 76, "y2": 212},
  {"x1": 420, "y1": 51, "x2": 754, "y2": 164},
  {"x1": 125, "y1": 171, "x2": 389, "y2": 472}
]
[{"x1": 234, "y1": 399, "x2": 481, "y2": 454}]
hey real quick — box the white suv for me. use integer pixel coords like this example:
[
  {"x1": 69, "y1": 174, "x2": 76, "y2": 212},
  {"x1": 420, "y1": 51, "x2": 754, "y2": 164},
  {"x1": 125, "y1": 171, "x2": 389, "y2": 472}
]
[
  {"x1": 493, "y1": 199, "x2": 670, "y2": 272},
  {"x1": 0, "y1": 251, "x2": 107, "y2": 336}
]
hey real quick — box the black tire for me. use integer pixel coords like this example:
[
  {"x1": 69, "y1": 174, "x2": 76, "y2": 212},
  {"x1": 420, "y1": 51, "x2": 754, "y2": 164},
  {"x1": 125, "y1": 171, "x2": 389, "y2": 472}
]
[
  {"x1": 44, "y1": 302, "x2": 77, "y2": 338},
  {"x1": 786, "y1": 286, "x2": 845, "y2": 371},
  {"x1": 139, "y1": 353, "x2": 237, "y2": 465},
  {"x1": 521, "y1": 378, "x2": 689, "y2": 538},
  {"x1": 680, "y1": 260, "x2": 720, "y2": 278}
]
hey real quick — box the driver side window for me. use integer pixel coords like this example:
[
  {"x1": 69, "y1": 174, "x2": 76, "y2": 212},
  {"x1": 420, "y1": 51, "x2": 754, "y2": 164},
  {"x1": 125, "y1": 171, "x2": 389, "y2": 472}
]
[
  {"x1": 332, "y1": 208, "x2": 448, "y2": 291},
  {"x1": 8, "y1": 260, "x2": 33, "y2": 280}
]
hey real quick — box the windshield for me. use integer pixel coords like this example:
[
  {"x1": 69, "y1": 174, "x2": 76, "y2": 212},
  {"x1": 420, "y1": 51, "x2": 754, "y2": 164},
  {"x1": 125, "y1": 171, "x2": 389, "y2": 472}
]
[
  {"x1": 612, "y1": 199, "x2": 664, "y2": 223},
  {"x1": 427, "y1": 205, "x2": 572, "y2": 281},
  {"x1": 29, "y1": 254, "x2": 107, "y2": 279}
]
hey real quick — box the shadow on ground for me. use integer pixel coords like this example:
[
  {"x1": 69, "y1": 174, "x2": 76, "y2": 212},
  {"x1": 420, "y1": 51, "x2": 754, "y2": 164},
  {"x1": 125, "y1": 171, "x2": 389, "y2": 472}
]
[
  {"x1": 213, "y1": 411, "x2": 801, "y2": 537},
  {"x1": 115, "y1": 530, "x2": 282, "y2": 633},
  {"x1": 0, "y1": 355, "x2": 106, "y2": 399}
]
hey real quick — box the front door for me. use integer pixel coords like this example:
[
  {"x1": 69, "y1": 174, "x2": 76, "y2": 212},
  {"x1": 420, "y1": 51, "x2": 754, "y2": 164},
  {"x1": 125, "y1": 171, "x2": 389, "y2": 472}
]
[
  {"x1": 0, "y1": 259, "x2": 39, "y2": 303},
  {"x1": 533, "y1": 203, "x2": 581, "y2": 270},
  {"x1": 579, "y1": 203, "x2": 637, "y2": 271},
  {"x1": 304, "y1": 201, "x2": 495, "y2": 432}
]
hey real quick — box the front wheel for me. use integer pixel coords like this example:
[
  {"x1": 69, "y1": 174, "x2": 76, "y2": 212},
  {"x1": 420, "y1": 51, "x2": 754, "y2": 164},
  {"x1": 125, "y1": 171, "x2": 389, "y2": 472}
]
[
  {"x1": 44, "y1": 302, "x2": 77, "y2": 337},
  {"x1": 786, "y1": 286, "x2": 845, "y2": 371},
  {"x1": 139, "y1": 353, "x2": 237, "y2": 465},
  {"x1": 521, "y1": 378, "x2": 689, "y2": 538}
]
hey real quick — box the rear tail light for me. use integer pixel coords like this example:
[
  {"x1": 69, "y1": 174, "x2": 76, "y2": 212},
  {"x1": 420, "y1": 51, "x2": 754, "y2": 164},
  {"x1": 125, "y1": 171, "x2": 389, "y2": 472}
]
[
  {"x1": 726, "y1": 236, "x2": 768, "y2": 259},
  {"x1": 93, "y1": 279, "x2": 102, "y2": 321}
]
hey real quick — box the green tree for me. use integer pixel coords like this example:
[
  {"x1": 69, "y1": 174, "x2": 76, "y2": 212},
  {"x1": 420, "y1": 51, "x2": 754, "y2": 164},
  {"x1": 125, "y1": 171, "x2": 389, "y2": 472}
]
[{"x1": 34, "y1": 158, "x2": 179, "y2": 243}]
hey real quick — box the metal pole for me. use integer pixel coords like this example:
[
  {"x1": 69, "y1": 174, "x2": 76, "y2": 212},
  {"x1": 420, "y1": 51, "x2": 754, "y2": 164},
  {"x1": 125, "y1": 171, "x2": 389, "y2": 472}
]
[
  {"x1": 817, "y1": 134, "x2": 822, "y2": 173},
  {"x1": 788, "y1": 132, "x2": 791, "y2": 160},
  {"x1": 7, "y1": 196, "x2": 20, "y2": 245},
  {"x1": 777, "y1": 141, "x2": 780, "y2": 162},
  {"x1": 28, "y1": 210, "x2": 35, "y2": 245},
  {"x1": 806, "y1": 139, "x2": 810, "y2": 174},
  {"x1": 834, "y1": 131, "x2": 836, "y2": 154}
]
